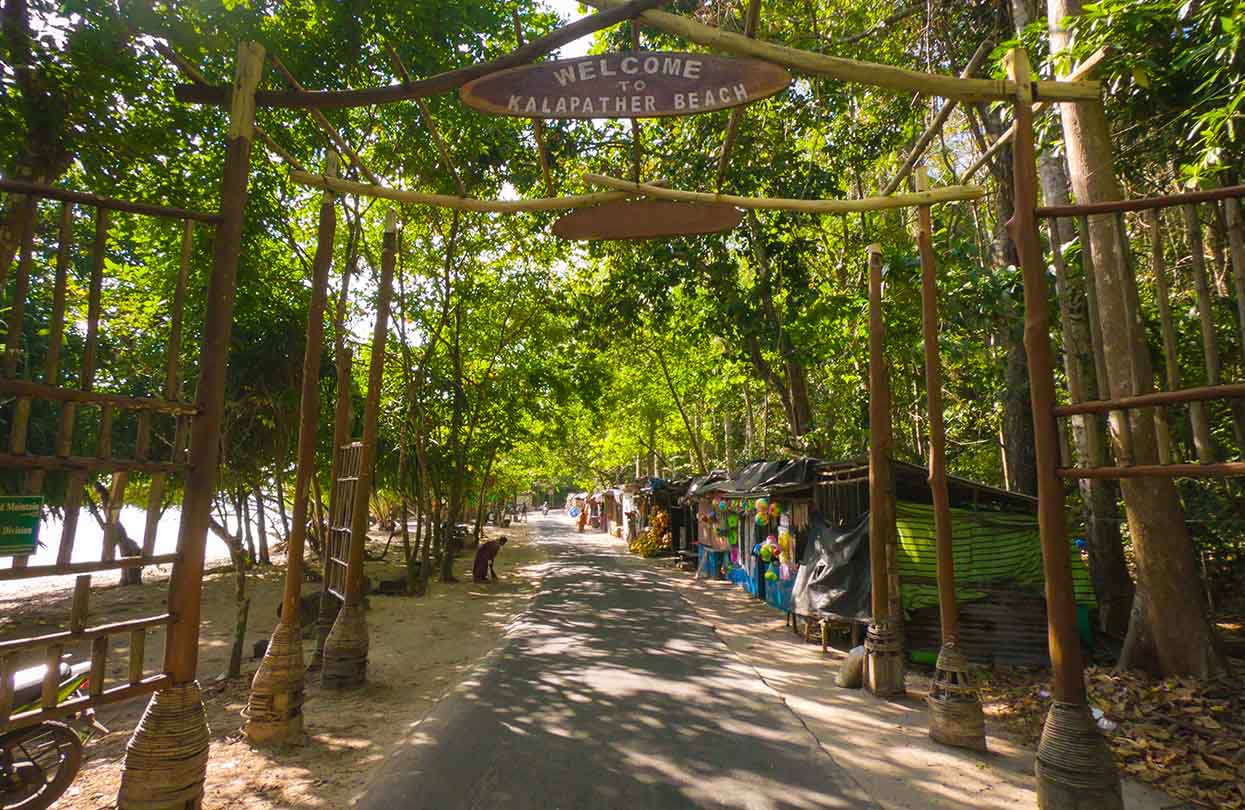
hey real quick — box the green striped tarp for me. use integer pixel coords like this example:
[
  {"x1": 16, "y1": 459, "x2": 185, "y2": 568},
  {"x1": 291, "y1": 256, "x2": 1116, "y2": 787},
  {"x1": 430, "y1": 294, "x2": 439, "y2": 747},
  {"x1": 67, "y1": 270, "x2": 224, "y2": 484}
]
[{"x1": 894, "y1": 500, "x2": 1096, "y2": 613}]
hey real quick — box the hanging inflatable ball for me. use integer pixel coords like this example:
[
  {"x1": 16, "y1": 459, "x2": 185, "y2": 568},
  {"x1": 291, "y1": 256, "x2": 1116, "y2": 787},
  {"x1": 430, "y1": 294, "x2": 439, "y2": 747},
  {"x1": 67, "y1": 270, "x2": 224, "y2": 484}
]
[
  {"x1": 760, "y1": 545, "x2": 774, "y2": 562},
  {"x1": 765, "y1": 568, "x2": 778, "y2": 582},
  {"x1": 727, "y1": 514, "x2": 738, "y2": 528},
  {"x1": 769, "y1": 502, "x2": 781, "y2": 518},
  {"x1": 766, "y1": 534, "x2": 777, "y2": 545}
]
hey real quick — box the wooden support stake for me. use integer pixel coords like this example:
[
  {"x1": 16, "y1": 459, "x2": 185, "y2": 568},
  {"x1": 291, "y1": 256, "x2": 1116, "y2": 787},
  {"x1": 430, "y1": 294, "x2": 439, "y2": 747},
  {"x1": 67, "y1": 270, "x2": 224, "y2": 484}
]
[
  {"x1": 1182, "y1": 202, "x2": 1225, "y2": 462},
  {"x1": 128, "y1": 629, "x2": 146, "y2": 685},
  {"x1": 1225, "y1": 196, "x2": 1245, "y2": 372},
  {"x1": 867, "y1": 244, "x2": 892, "y2": 623},
  {"x1": 163, "y1": 40, "x2": 265, "y2": 684},
  {"x1": 344, "y1": 210, "x2": 397, "y2": 607},
  {"x1": 90, "y1": 637, "x2": 107, "y2": 697},
  {"x1": 6, "y1": 198, "x2": 35, "y2": 458},
  {"x1": 915, "y1": 168, "x2": 958, "y2": 645},
  {"x1": 281, "y1": 153, "x2": 338, "y2": 623},
  {"x1": 1005, "y1": 47, "x2": 1085, "y2": 706},
  {"x1": 70, "y1": 575, "x2": 91, "y2": 633},
  {"x1": 42, "y1": 645, "x2": 62, "y2": 709}
]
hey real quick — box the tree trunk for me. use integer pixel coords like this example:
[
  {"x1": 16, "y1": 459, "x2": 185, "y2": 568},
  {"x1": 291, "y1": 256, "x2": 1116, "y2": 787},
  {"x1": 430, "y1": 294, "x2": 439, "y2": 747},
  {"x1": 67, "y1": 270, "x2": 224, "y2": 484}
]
[
  {"x1": 209, "y1": 516, "x2": 250, "y2": 679},
  {"x1": 1049, "y1": 0, "x2": 1228, "y2": 678},
  {"x1": 1041, "y1": 156, "x2": 1133, "y2": 638},
  {"x1": 276, "y1": 474, "x2": 290, "y2": 541},
  {"x1": 254, "y1": 486, "x2": 270, "y2": 565}
]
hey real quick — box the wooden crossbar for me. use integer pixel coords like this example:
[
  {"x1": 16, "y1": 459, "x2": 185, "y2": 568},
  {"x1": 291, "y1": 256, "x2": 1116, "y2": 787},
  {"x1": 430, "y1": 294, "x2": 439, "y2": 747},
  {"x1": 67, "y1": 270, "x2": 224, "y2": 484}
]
[
  {"x1": 3, "y1": 674, "x2": 170, "y2": 732},
  {"x1": 0, "y1": 179, "x2": 220, "y2": 224},
  {"x1": 0, "y1": 554, "x2": 180, "y2": 583},
  {"x1": 1057, "y1": 462, "x2": 1245, "y2": 480},
  {"x1": 1054, "y1": 383, "x2": 1245, "y2": 417},
  {"x1": 0, "y1": 380, "x2": 198, "y2": 414},
  {"x1": 0, "y1": 454, "x2": 186, "y2": 475},
  {"x1": 0, "y1": 614, "x2": 175, "y2": 656},
  {"x1": 1037, "y1": 184, "x2": 1245, "y2": 218}
]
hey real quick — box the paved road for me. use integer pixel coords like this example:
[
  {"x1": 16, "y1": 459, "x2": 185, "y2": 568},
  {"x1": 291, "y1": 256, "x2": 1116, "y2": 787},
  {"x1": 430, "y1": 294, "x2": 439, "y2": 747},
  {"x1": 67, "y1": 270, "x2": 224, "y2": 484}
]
[{"x1": 358, "y1": 515, "x2": 873, "y2": 810}]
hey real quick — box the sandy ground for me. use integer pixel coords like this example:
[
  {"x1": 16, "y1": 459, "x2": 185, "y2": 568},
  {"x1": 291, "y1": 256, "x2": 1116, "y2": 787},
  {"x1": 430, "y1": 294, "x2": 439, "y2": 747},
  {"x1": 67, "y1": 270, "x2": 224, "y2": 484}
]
[
  {"x1": 644, "y1": 547, "x2": 1194, "y2": 810},
  {"x1": 0, "y1": 520, "x2": 547, "y2": 810}
]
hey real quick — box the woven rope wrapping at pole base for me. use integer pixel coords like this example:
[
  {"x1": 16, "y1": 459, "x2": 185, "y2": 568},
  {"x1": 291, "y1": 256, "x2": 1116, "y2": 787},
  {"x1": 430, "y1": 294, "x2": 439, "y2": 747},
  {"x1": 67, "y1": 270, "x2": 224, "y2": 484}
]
[
  {"x1": 308, "y1": 592, "x2": 341, "y2": 671},
  {"x1": 321, "y1": 602, "x2": 368, "y2": 689},
  {"x1": 243, "y1": 621, "x2": 306, "y2": 743},
  {"x1": 864, "y1": 619, "x2": 905, "y2": 696},
  {"x1": 1035, "y1": 700, "x2": 1123, "y2": 810},
  {"x1": 117, "y1": 681, "x2": 210, "y2": 810},
  {"x1": 927, "y1": 643, "x2": 987, "y2": 751}
]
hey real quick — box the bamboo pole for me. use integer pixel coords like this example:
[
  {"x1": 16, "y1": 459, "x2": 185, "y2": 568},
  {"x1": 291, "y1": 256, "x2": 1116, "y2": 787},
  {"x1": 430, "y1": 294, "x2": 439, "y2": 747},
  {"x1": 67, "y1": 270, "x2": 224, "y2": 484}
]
[
  {"x1": 346, "y1": 211, "x2": 395, "y2": 608},
  {"x1": 865, "y1": 243, "x2": 903, "y2": 696},
  {"x1": 280, "y1": 154, "x2": 336, "y2": 624},
  {"x1": 584, "y1": 173, "x2": 985, "y2": 213},
  {"x1": 883, "y1": 41, "x2": 992, "y2": 195},
  {"x1": 160, "y1": 40, "x2": 265, "y2": 684},
  {"x1": 119, "y1": 40, "x2": 264, "y2": 810},
  {"x1": 580, "y1": 0, "x2": 1098, "y2": 102},
  {"x1": 6, "y1": 195, "x2": 36, "y2": 464},
  {"x1": 245, "y1": 153, "x2": 338, "y2": 743},
  {"x1": 917, "y1": 167, "x2": 985, "y2": 749},
  {"x1": 290, "y1": 171, "x2": 645, "y2": 212},
  {"x1": 323, "y1": 210, "x2": 396, "y2": 689},
  {"x1": 1006, "y1": 46, "x2": 1085, "y2": 706},
  {"x1": 1225, "y1": 197, "x2": 1245, "y2": 372}
]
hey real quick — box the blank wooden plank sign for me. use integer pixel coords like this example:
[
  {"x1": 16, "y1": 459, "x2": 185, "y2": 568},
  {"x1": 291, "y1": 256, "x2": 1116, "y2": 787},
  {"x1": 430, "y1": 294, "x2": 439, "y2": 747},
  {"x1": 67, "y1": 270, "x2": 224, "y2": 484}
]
[{"x1": 552, "y1": 199, "x2": 743, "y2": 240}]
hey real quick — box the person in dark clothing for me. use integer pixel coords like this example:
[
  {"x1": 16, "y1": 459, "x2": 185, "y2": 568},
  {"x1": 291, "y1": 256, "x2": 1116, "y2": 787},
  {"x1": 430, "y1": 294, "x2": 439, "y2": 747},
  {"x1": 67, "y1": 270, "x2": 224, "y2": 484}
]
[{"x1": 472, "y1": 536, "x2": 509, "y2": 583}]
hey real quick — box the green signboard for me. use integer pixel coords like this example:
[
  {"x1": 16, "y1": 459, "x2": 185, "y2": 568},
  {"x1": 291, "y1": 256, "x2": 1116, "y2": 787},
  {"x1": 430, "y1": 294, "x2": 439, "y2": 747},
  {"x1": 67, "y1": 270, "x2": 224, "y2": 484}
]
[{"x1": 0, "y1": 495, "x2": 43, "y2": 557}]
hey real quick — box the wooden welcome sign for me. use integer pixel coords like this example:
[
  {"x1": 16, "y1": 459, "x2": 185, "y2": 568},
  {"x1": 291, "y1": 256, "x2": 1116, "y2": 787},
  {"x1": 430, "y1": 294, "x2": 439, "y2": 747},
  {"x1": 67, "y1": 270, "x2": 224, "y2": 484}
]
[
  {"x1": 460, "y1": 52, "x2": 791, "y2": 119},
  {"x1": 552, "y1": 199, "x2": 743, "y2": 240}
]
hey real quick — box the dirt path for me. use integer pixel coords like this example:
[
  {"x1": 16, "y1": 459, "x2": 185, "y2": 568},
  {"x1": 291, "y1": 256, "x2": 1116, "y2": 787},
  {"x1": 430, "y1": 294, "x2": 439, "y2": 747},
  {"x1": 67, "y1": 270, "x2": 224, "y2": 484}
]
[{"x1": 1, "y1": 521, "x2": 547, "y2": 810}]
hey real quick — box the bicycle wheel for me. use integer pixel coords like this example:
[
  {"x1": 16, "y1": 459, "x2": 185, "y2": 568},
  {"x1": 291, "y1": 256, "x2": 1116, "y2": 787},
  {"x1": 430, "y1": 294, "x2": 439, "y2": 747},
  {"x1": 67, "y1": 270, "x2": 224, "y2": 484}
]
[{"x1": 0, "y1": 723, "x2": 82, "y2": 810}]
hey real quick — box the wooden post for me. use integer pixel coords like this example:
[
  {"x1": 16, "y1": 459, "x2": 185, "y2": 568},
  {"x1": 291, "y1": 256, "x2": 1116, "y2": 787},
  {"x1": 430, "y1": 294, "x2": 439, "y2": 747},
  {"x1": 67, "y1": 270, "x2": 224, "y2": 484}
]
[
  {"x1": 323, "y1": 209, "x2": 397, "y2": 689},
  {"x1": 119, "y1": 40, "x2": 264, "y2": 810},
  {"x1": 916, "y1": 167, "x2": 985, "y2": 750},
  {"x1": 864, "y1": 243, "x2": 903, "y2": 697},
  {"x1": 245, "y1": 153, "x2": 337, "y2": 742},
  {"x1": 1149, "y1": 210, "x2": 1186, "y2": 463},
  {"x1": 1006, "y1": 46, "x2": 1121, "y2": 810},
  {"x1": 1181, "y1": 203, "x2": 1224, "y2": 461}
]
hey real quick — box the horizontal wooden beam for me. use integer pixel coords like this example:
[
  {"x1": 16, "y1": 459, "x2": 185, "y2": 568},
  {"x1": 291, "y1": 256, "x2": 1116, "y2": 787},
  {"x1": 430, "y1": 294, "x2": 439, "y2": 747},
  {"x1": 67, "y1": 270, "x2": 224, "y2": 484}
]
[
  {"x1": 289, "y1": 171, "x2": 645, "y2": 212},
  {"x1": 3, "y1": 674, "x2": 169, "y2": 732},
  {"x1": 0, "y1": 179, "x2": 221, "y2": 224},
  {"x1": 1057, "y1": 462, "x2": 1245, "y2": 480},
  {"x1": 0, "y1": 453, "x2": 186, "y2": 475},
  {"x1": 0, "y1": 614, "x2": 175, "y2": 656},
  {"x1": 1054, "y1": 383, "x2": 1245, "y2": 417},
  {"x1": 0, "y1": 380, "x2": 198, "y2": 415},
  {"x1": 581, "y1": 0, "x2": 1099, "y2": 102},
  {"x1": 1037, "y1": 183, "x2": 1245, "y2": 218},
  {"x1": 583, "y1": 173, "x2": 985, "y2": 213},
  {"x1": 173, "y1": 0, "x2": 666, "y2": 109},
  {"x1": 0, "y1": 554, "x2": 179, "y2": 583}
]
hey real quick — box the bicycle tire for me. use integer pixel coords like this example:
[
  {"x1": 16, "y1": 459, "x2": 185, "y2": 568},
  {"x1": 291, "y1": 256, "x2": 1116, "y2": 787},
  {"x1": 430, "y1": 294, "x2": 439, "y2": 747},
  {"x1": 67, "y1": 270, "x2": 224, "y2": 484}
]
[{"x1": 1, "y1": 722, "x2": 82, "y2": 810}]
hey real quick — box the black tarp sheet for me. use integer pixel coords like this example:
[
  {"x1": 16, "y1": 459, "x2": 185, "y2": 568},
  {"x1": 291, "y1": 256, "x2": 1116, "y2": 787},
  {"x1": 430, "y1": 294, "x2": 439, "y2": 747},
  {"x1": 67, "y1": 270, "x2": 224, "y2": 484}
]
[{"x1": 791, "y1": 513, "x2": 871, "y2": 622}]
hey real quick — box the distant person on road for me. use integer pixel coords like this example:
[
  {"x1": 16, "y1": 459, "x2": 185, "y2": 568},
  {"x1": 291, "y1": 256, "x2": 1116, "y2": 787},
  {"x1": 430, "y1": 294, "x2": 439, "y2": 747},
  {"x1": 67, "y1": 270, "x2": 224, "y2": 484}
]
[
  {"x1": 472, "y1": 536, "x2": 509, "y2": 583},
  {"x1": 521, "y1": 503, "x2": 527, "y2": 522},
  {"x1": 577, "y1": 504, "x2": 588, "y2": 533}
]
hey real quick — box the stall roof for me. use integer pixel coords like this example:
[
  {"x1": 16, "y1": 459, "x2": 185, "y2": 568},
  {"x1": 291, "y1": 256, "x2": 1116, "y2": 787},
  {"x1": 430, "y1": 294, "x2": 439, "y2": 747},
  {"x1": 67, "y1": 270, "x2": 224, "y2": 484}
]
[
  {"x1": 690, "y1": 458, "x2": 824, "y2": 499},
  {"x1": 818, "y1": 457, "x2": 1037, "y2": 514}
]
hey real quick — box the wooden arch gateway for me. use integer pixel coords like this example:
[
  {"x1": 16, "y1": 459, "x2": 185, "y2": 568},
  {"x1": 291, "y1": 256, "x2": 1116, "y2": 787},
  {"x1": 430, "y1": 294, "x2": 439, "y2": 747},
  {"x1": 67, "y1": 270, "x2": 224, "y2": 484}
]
[{"x1": 10, "y1": 0, "x2": 1215, "y2": 807}]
